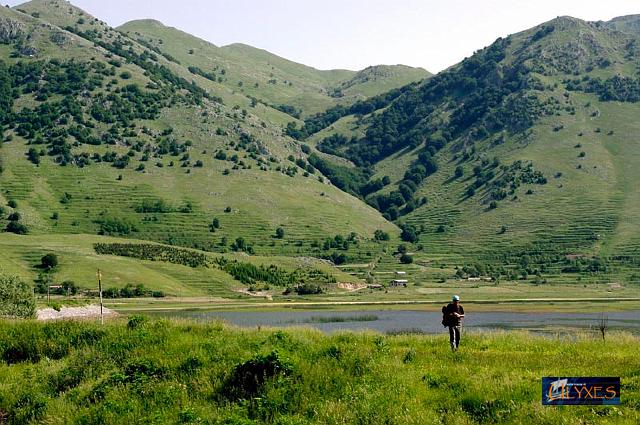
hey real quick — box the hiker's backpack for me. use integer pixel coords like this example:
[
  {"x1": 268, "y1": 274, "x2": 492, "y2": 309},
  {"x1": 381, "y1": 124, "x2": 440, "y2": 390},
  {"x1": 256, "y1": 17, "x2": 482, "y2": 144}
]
[{"x1": 441, "y1": 305, "x2": 449, "y2": 327}]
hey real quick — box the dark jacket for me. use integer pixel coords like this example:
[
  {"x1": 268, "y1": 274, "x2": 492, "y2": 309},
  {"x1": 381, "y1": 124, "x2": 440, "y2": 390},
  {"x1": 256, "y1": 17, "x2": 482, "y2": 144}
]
[{"x1": 442, "y1": 303, "x2": 464, "y2": 326}]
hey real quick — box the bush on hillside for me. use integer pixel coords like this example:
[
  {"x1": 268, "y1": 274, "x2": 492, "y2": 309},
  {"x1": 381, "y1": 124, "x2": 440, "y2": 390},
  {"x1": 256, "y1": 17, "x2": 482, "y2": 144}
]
[
  {"x1": 221, "y1": 351, "x2": 292, "y2": 400},
  {"x1": 400, "y1": 254, "x2": 414, "y2": 264},
  {"x1": 0, "y1": 273, "x2": 36, "y2": 318},
  {"x1": 41, "y1": 253, "x2": 59, "y2": 270}
]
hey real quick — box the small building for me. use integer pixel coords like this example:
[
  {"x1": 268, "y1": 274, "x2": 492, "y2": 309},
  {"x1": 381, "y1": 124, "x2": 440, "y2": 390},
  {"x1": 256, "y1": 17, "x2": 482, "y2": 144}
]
[
  {"x1": 395, "y1": 271, "x2": 407, "y2": 276},
  {"x1": 390, "y1": 279, "x2": 408, "y2": 287}
]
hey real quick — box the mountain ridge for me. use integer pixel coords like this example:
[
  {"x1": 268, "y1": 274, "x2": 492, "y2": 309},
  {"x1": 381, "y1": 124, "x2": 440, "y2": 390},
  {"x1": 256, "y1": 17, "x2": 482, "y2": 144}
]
[
  {"x1": 2, "y1": 1, "x2": 640, "y2": 293},
  {"x1": 117, "y1": 18, "x2": 430, "y2": 117}
]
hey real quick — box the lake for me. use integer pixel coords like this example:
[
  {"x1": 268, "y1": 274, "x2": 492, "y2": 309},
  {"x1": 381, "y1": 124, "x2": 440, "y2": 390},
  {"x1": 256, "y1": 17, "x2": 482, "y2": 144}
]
[{"x1": 158, "y1": 309, "x2": 640, "y2": 334}]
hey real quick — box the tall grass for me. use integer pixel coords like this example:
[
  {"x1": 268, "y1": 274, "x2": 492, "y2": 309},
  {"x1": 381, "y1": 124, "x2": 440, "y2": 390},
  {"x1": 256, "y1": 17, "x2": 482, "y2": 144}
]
[{"x1": 0, "y1": 318, "x2": 637, "y2": 424}]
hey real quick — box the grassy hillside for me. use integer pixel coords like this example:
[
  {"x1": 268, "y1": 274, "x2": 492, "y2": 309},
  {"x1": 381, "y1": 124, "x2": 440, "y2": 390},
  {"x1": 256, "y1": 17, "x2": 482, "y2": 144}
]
[
  {"x1": 0, "y1": 233, "x2": 364, "y2": 299},
  {"x1": 117, "y1": 19, "x2": 430, "y2": 117},
  {"x1": 12, "y1": 0, "x2": 301, "y2": 127},
  {"x1": 0, "y1": 1, "x2": 397, "y2": 267},
  {"x1": 295, "y1": 15, "x2": 640, "y2": 281},
  {"x1": 0, "y1": 318, "x2": 637, "y2": 424}
]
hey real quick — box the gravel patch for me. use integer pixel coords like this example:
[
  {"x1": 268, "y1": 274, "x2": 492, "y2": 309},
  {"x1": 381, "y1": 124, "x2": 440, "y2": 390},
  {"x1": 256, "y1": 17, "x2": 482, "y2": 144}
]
[{"x1": 37, "y1": 305, "x2": 118, "y2": 321}]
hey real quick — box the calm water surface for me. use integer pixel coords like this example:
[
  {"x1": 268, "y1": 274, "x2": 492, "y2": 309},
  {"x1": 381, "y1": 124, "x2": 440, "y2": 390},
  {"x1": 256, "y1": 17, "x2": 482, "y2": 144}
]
[{"x1": 159, "y1": 309, "x2": 640, "y2": 334}]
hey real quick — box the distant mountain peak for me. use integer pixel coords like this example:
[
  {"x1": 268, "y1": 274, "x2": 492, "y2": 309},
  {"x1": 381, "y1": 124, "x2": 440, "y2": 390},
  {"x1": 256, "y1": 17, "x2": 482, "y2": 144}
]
[{"x1": 123, "y1": 18, "x2": 167, "y2": 27}]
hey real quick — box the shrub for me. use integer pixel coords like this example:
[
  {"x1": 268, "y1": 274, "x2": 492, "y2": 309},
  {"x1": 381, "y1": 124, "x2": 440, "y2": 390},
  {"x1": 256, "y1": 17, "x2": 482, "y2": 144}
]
[
  {"x1": 98, "y1": 217, "x2": 137, "y2": 236},
  {"x1": 127, "y1": 315, "x2": 148, "y2": 329},
  {"x1": 0, "y1": 273, "x2": 36, "y2": 318},
  {"x1": 400, "y1": 224, "x2": 418, "y2": 242},
  {"x1": 41, "y1": 253, "x2": 59, "y2": 270},
  {"x1": 94, "y1": 243, "x2": 209, "y2": 268},
  {"x1": 61, "y1": 281, "x2": 78, "y2": 295},
  {"x1": 5, "y1": 221, "x2": 28, "y2": 235},
  {"x1": 222, "y1": 351, "x2": 292, "y2": 400},
  {"x1": 295, "y1": 283, "x2": 323, "y2": 295},
  {"x1": 400, "y1": 254, "x2": 414, "y2": 264}
]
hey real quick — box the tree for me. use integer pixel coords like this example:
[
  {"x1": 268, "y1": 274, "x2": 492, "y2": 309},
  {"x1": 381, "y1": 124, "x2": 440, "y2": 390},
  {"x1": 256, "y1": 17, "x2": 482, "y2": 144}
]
[
  {"x1": 455, "y1": 165, "x2": 464, "y2": 178},
  {"x1": 27, "y1": 148, "x2": 41, "y2": 165},
  {"x1": 275, "y1": 227, "x2": 285, "y2": 239},
  {"x1": 41, "y1": 253, "x2": 59, "y2": 270},
  {"x1": 400, "y1": 254, "x2": 414, "y2": 264},
  {"x1": 62, "y1": 280, "x2": 78, "y2": 295},
  {"x1": 5, "y1": 221, "x2": 28, "y2": 235},
  {"x1": 374, "y1": 230, "x2": 390, "y2": 241},
  {"x1": 0, "y1": 273, "x2": 36, "y2": 318},
  {"x1": 400, "y1": 225, "x2": 418, "y2": 243}
]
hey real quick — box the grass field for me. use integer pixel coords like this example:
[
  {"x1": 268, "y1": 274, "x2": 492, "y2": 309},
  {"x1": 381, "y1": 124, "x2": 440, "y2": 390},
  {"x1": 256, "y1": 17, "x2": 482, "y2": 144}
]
[
  {"x1": 0, "y1": 318, "x2": 637, "y2": 424},
  {"x1": 0, "y1": 233, "x2": 365, "y2": 299}
]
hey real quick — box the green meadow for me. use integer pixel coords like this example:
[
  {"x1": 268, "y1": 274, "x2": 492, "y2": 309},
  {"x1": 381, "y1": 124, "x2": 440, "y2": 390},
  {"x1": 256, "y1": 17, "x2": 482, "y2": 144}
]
[{"x1": 0, "y1": 318, "x2": 637, "y2": 424}]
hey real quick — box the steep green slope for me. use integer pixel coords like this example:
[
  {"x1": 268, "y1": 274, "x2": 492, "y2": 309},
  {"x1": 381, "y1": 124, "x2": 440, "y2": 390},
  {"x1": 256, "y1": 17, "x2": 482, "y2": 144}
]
[
  {"x1": 0, "y1": 1, "x2": 396, "y2": 272},
  {"x1": 117, "y1": 19, "x2": 430, "y2": 117},
  {"x1": 300, "y1": 16, "x2": 640, "y2": 272}
]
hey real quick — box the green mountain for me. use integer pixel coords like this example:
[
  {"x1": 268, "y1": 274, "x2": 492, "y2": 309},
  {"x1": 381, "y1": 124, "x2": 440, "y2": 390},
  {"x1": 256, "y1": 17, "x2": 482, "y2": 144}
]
[
  {"x1": 2, "y1": 0, "x2": 640, "y2": 294},
  {"x1": 0, "y1": 0, "x2": 402, "y2": 292},
  {"x1": 117, "y1": 19, "x2": 430, "y2": 117},
  {"x1": 299, "y1": 15, "x2": 640, "y2": 271}
]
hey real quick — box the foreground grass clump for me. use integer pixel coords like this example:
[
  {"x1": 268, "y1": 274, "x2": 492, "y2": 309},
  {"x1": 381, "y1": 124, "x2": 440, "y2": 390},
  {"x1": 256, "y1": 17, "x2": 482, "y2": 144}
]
[{"x1": 0, "y1": 319, "x2": 637, "y2": 424}]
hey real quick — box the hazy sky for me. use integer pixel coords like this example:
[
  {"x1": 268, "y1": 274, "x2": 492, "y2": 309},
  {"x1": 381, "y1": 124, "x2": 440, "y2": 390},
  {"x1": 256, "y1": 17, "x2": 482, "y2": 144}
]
[{"x1": 7, "y1": 0, "x2": 640, "y2": 72}]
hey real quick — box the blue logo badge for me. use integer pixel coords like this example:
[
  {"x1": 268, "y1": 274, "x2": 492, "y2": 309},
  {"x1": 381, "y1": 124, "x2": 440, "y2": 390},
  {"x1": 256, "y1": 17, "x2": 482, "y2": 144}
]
[{"x1": 542, "y1": 377, "x2": 620, "y2": 405}]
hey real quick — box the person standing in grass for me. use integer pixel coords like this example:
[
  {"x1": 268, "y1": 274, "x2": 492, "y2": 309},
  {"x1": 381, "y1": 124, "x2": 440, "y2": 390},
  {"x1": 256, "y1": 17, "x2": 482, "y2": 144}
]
[{"x1": 442, "y1": 295, "x2": 465, "y2": 351}]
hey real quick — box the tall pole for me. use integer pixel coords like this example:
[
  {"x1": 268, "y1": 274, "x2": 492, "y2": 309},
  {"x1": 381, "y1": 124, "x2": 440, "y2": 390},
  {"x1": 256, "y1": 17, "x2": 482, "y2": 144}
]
[{"x1": 97, "y1": 269, "x2": 104, "y2": 325}]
